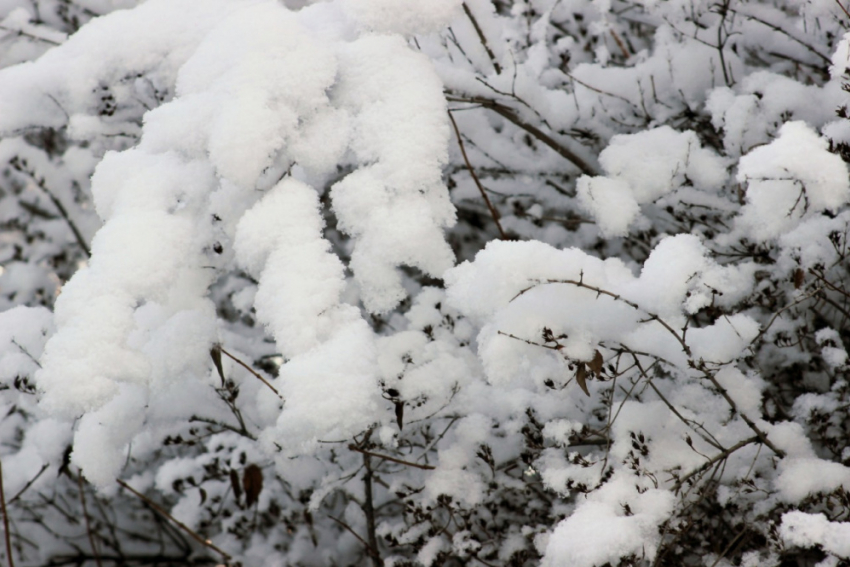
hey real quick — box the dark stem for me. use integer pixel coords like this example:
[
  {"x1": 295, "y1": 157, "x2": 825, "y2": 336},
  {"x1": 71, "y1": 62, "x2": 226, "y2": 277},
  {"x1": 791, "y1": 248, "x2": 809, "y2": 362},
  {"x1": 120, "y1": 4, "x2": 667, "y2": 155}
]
[
  {"x1": 447, "y1": 111, "x2": 508, "y2": 240},
  {"x1": 362, "y1": 452, "x2": 382, "y2": 567},
  {"x1": 10, "y1": 158, "x2": 91, "y2": 258},
  {"x1": 446, "y1": 95, "x2": 600, "y2": 176},
  {"x1": 0, "y1": 461, "x2": 14, "y2": 567},
  {"x1": 77, "y1": 472, "x2": 102, "y2": 567},
  {"x1": 348, "y1": 445, "x2": 436, "y2": 470},
  {"x1": 462, "y1": 3, "x2": 502, "y2": 73},
  {"x1": 219, "y1": 347, "x2": 283, "y2": 399},
  {"x1": 116, "y1": 480, "x2": 232, "y2": 564}
]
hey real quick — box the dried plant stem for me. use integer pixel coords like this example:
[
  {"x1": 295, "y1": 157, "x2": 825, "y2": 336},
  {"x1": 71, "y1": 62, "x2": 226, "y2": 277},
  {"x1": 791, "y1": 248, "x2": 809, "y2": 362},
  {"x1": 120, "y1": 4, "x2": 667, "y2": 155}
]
[{"x1": 116, "y1": 480, "x2": 231, "y2": 564}]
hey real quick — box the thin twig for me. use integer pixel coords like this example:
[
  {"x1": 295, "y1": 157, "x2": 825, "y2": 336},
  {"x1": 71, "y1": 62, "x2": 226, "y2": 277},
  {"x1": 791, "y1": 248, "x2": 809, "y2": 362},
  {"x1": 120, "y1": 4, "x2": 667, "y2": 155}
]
[
  {"x1": 8, "y1": 463, "x2": 48, "y2": 504},
  {"x1": 189, "y1": 416, "x2": 256, "y2": 441},
  {"x1": 730, "y1": 8, "x2": 831, "y2": 63},
  {"x1": 77, "y1": 473, "x2": 102, "y2": 567},
  {"x1": 673, "y1": 436, "x2": 760, "y2": 492},
  {"x1": 361, "y1": 451, "x2": 382, "y2": 567},
  {"x1": 696, "y1": 364, "x2": 785, "y2": 458},
  {"x1": 749, "y1": 287, "x2": 819, "y2": 346},
  {"x1": 219, "y1": 347, "x2": 283, "y2": 399},
  {"x1": 462, "y1": 3, "x2": 501, "y2": 73},
  {"x1": 0, "y1": 461, "x2": 14, "y2": 567},
  {"x1": 448, "y1": 111, "x2": 507, "y2": 239},
  {"x1": 116, "y1": 480, "x2": 231, "y2": 564},
  {"x1": 0, "y1": 24, "x2": 63, "y2": 45},
  {"x1": 10, "y1": 158, "x2": 90, "y2": 257},
  {"x1": 328, "y1": 516, "x2": 380, "y2": 562},
  {"x1": 348, "y1": 445, "x2": 436, "y2": 471},
  {"x1": 512, "y1": 276, "x2": 692, "y2": 356},
  {"x1": 835, "y1": 0, "x2": 850, "y2": 21},
  {"x1": 628, "y1": 351, "x2": 725, "y2": 451},
  {"x1": 446, "y1": 95, "x2": 599, "y2": 176}
]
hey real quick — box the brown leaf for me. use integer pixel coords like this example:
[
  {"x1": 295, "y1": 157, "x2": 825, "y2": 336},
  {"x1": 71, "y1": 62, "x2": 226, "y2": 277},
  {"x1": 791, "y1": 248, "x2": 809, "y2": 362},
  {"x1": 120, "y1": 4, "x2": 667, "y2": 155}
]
[
  {"x1": 243, "y1": 464, "x2": 263, "y2": 507},
  {"x1": 588, "y1": 350, "x2": 604, "y2": 376},
  {"x1": 199, "y1": 487, "x2": 207, "y2": 506},
  {"x1": 210, "y1": 344, "x2": 225, "y2": 386},
  {"x1": 229, "y1": 469, "x2": 242, "y2": 503},
  {"x1": 395, "y1": 401, "x2": 404, "y2": 431},
  {"x1": 793, "y1": 268, "x2": 805, "y2": 289},
  {"x1": 575, "y1": 363, "x2": 590, "y2": 397}
]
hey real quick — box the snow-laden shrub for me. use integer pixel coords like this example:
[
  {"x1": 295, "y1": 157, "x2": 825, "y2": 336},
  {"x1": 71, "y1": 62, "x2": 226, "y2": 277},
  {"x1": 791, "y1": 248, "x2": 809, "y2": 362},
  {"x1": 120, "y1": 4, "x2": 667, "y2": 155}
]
[{"x1": 1, "y1": 0, "x2": 849, "y2": 565}]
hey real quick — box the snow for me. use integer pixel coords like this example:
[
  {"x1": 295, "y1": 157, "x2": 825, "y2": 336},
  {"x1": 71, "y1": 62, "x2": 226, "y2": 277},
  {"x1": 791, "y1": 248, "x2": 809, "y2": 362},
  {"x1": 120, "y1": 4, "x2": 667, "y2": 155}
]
[
  {"x1": 780, "y1": 512, "x2": 850, "y2": 558},
  {"x1": 2, "y1": 0, "x2": 850, "y2": 563},
  {"x1": 541, "y1": 478, "x2": 675, "y2": 567},
  {"x1": 735, "y1": 122, "x2": 850, "y2": 242}
]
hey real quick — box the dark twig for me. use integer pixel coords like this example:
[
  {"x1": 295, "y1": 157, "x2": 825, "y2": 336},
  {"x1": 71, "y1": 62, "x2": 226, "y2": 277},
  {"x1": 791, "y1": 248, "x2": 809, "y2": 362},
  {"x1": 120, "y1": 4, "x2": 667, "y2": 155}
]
[
  {"x1": 8, "y1": 463, "x2": 48, "y2": 504},
  {"x1": 835, "y1": 0, "x2": 850, "y2": 21},
  {"x1": 730, "y1": 8, "x2": 831, "y2": 63},
  {"x1": 219, "y1": 347, "x2": 283, "y2": 400},
  {"x1": 353, "y1": 430, "x2": 383, "y2": 567},
  {"x1": 9, "y1": 158, "x2": 90, "y2": 257},
  {"x1": 189, "y1": 415, "x2": 256, "y2": 441},
  {"x1": 512, "y1": 276, "x2": 692, "y2": 356},
  {"x1": 77, "y1": 473, "x2": 102, "y2": 567},
  {"x1": 348, "y1": 445, "x2": 436, "y2": 471},
  {"x1": 448, "y1": 111, "x2": 507, "y2": 239},
  {"x1": 0, "y1": 461, "x2": 14, "y2": 567},
  {"x1": 363, "y1": 455, "x2": 382, "y2": 567},
  {"x1": 673, "y1": 436, "x2": 760, "y2": 492},
  {"x1": 0, "y1": 24, "x2": 62, "y2": 45},
  {"x1": 695, "y1": 363, "x2": 785, "y2": 458},
  {"x1": 446, "y1": 95, "x2": 599, "y2": 176},
  {"x1": 462, "y1": 3, "x2": 501, "y2": 73},
  {"x1": 116, "y1": 480, "x2": 231, "y2": 564},
  {"x1": 328, "y1": 516, "x2": 381, "y2": 563}
]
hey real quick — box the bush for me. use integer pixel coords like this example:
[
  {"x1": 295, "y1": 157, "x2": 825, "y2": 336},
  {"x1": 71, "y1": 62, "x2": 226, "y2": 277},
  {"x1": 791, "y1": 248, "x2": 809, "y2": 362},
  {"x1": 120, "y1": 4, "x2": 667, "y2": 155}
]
[{"x1": 1, "y1": 0, "x2": 849, "y2": 565}]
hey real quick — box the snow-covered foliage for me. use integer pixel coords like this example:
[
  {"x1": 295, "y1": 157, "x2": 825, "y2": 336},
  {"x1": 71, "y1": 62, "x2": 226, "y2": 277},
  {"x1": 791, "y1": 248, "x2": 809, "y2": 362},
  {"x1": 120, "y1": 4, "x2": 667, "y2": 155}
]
[{"x1": 1, "y1": 0, "x2": 850, "y2": 565}]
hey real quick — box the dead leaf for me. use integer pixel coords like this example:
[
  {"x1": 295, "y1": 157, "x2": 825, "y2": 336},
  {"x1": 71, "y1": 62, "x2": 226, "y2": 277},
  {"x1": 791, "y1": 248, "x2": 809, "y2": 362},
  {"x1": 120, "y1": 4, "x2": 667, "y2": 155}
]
[
  {"x1": 210, "y1": 344, "x2": 225, "y2": 386},
  {"x1": 793, "y1": 268, "x2": 804, "y2": 289},
  {"x1": 199, "y1": 487, "x2": 207, "y2": 506},
  {"x1": 229, "y1": 469, "x2": 242, "y2": 503},
  {"x1": 588, "y1": 350, "x2": 604, "y2": 376},
  {"x1": 395, "y1": 401, "x2": 404, "y2": 431},
  {"x1": 575, "y1": 363, "x2": 590, "y2": 397},
  {"x1": 243, "y1": 464, "x2": 263, "y2": 507}
]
